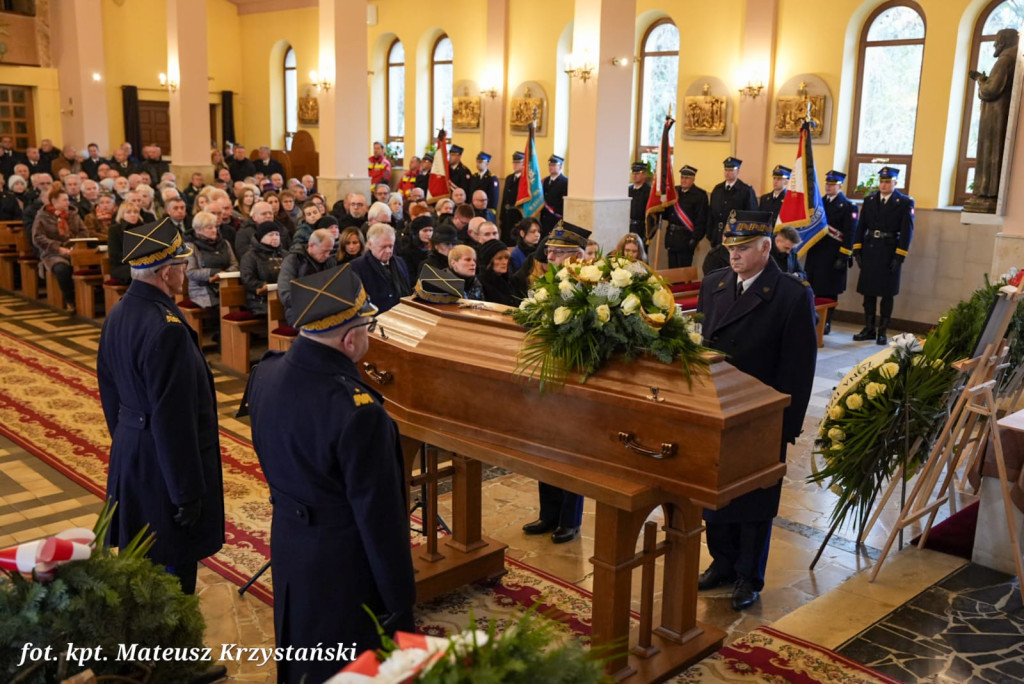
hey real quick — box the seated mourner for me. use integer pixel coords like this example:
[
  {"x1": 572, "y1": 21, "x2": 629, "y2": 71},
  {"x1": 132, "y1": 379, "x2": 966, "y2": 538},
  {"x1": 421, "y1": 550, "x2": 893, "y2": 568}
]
[
  {"x1": 185, "y1": 210, "x2": 239, "y2": 308},
  {"x1": 277, "y1": 228, "x2": 338, "y2": 326},
  {"x1": 239, "y1": 221, "x2": 287, "y2": 315}
]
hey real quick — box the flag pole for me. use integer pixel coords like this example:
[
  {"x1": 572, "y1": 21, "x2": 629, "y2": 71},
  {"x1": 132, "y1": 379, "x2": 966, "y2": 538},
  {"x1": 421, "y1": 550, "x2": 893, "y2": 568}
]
[{"x1": 652, "y1": 109, "x2": 672, "y2": 272}]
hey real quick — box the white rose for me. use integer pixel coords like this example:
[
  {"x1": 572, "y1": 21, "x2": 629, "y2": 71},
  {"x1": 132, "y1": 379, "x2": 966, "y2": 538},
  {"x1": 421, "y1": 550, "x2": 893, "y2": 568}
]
[
  {"x1": 558, "y1": 279, "x2": 575, "y2": 298},
  {"x1": 556, "y1": 267, "x2": 571, "y2": 281},
  {"x1": 621, "y1": 293, "x2": 640, "y2": 314},
  {"x1": 647, "y1": 312, "x2": 666, "y2": 325},
  {"x1": 610, "y1": 268, "x2": 633, "y2": 288},
  {"x1": 518, "y1": 298, "x2": 535, "y2": 310},
  {"x1": 689, "y1": 332, "x2": 703, "y2": 345},
  {"x1": 553, "y1": 306, "x2": 572, "y2": 325},
  {"x1": 652, "y1": 287, "x2": 675, "y2": 311},
  {"x1": 596, "y1": 304, "x2": 611, "y2": 323},
  {"x1": 534, "y1": 287, "x2": 549, "y2": 302},
  {"x1": 579, "y1": 264, "x2": 603, "y2": 283},
  {"x1": 828, "y1": 427, "x2": 845, "y2": 442}
]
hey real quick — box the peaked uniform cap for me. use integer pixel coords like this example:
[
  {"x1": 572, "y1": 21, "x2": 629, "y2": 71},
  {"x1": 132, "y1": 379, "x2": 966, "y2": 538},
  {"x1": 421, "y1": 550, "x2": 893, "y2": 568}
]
[
  {"x1": 512, "y1": 151, "x2": 525, "y2": 161},
  {"x1": 772, "y1": 165, "x2": 792, "y2": 178},
  {"x1": 290, "y1": 263, "x2": 378, "y2": 333},
  {"x1": 414, "y1": 264, "x2": 465, "y2": 304},
  {"x1": 825, "y1": 170, "x2": 847, "y2": 183},
  {"x1": 631, "y1": 162, "x2": 648, "y2": 172},
  {"x1": 877, "y1": 166, "x2": 900, "y2": 180},
  {"x1": 679, "y1": 165, "x2": 698, "y2": 176},
  {"x1": 548, "y1": 154, "x2": 564, "y2": 164},
  {"x1": 477, "y1": 151, "x2": 491, "y2": 161},
  {"x1": 123, "y1": 217, "x2": 193, "y2": 268},
  {"x1": 723, "y1": 157, "x2": 743, "y2": 168},
  {"x1": 449, "y1": 144, "x2": 464, "y2": 155},
  {"x1": 722, "y1": 210, "x2": 773, "y2": 247},
  {"x1": 546, "y1": 220, "x2": 591, "y2": 249}
]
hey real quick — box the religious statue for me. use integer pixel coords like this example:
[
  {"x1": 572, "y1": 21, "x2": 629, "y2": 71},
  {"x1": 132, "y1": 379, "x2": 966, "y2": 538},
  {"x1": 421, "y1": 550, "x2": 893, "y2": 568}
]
[
  {"x1": 683, "y1": 83, "x2": 726, "y2": 136},
  {"x1": 964, "y1": 28, "x2": 1019, "y2": 214}
]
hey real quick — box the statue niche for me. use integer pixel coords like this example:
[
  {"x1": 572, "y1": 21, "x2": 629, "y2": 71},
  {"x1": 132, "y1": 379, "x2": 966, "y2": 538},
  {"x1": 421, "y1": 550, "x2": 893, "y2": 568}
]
[{"x1": 964, "y1": 28, "x2": 1019, "y2": 214}]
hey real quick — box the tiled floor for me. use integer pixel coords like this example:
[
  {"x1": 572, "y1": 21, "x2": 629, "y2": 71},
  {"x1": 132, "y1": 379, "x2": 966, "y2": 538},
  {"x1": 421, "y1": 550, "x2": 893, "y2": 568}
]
[{"x1": 0, "y1": 293, "x2": 989, "y2": 682}]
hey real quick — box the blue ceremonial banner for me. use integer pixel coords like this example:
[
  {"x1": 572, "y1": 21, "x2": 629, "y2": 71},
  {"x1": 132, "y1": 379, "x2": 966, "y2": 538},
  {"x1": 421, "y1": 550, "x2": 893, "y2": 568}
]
[
  {"x1": 515, "y1": 120, "x2": 545, "y2": 218},
  {"x1": 777, "y1": 119, "x2": 829, "y2": 258}
]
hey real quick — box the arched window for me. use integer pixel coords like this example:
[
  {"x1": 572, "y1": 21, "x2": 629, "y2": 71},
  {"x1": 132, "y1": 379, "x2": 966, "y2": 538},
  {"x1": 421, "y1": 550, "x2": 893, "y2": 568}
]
[
  {"x1": 954, "y1": 0, "x2": 1024, "y2": 205},
  {"x1": 634, "y1": 20, "x2": 679, "y2": 163},
  {"x1": 386, "y1": 39, "x2": 405, "y2": 165},
  {"x1": 283, "y1": 47, "x2": 297, "y2": 150},
  {"x1": 430, "y1": 35, "x2": 453, "y2": 137},
  {"x1": 849, "y1": 2, "x2": 926, "y2": 197}
]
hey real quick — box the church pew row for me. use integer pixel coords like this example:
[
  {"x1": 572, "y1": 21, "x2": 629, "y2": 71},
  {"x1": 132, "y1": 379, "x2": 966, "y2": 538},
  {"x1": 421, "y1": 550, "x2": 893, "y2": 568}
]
[
  {"x1": 0, "y1": 220, "x2": 24, "y2": 291},
  {"x1": 70, "y1": 242, "x2": 104, "y2": 317},
  {"x1": 218, "y1": 276, "x2": 265, "y2": 375}
]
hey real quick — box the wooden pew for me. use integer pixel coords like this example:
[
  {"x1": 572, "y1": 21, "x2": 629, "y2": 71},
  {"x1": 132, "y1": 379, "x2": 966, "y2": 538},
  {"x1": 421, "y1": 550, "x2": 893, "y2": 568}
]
[
  {"x1": 70, "y1": 242, "x2": 104, "y2": 318},
  {"x1": 0, "y1": 220, "x2": 22, "y2": 291},
  {"x1": 266, "y1": 287, "x2": 296, "y2": 351},
  {"x1": 218, "y1": 275, "x2": 264, "y2": 374},
  {"x1": 11, "y1": 222, "x2": 40, "y2": 299},
  {"x1": 100, "y1": 251, "x2": 128, "y2": 312}
]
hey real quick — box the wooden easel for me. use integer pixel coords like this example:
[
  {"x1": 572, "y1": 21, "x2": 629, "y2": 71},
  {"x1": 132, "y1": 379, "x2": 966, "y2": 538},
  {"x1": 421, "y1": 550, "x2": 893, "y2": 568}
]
[{"x1": 870, "y1": 283, "x2": 1024, "y2": 590}]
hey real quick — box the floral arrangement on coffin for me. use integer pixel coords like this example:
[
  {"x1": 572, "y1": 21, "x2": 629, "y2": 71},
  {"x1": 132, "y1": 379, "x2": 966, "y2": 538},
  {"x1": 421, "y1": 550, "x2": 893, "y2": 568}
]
[
  {"x1": 327, "y1": 607, "x2": 606, "y2": 683},
  {"x1": 0, "y1": 501, "x2": 211, "y2": 684},
  {"x1": 810, "y1": 269, "x2": 1024, "y2": 536},
  {"x1": 511, "y1": 256, "x2": 708, "y2": 388}
]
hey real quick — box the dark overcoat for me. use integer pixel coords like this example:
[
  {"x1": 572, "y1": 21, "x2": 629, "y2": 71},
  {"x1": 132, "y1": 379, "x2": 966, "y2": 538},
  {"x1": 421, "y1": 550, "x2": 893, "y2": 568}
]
[
  {"x1": 350, "y1": 252, "x2": 411, "y2": 313},
  {"x1": 500, "y1": 172, "x2": 522, "y2": 239},
  {"x1": 247, "y1": 337, "x2": 416, "y2": 684},
  {"x1": 707, "y1": 179, "x2": 758, "y2": 247},
  {"x1": 470, "y1": 170, "x2": 500, "y2": 210},
  {"x1": 805, "y1": 192, "x2": 857, "y2": 298},
  {"x1": 97, "y1": 280, "x2": 225, "y2": 565},
  {"x1": 696, "y1": 259, "x2": 817, "y2": 523},
  {"x1": 540, "y1": 174, "x2": 568, "y2": 235},
  {"x1": 854, "y1": 189, "x2": 914, "y2": 297},
  {"x1": 758, "y1": 189, "x2": 786, "y2": 225}
]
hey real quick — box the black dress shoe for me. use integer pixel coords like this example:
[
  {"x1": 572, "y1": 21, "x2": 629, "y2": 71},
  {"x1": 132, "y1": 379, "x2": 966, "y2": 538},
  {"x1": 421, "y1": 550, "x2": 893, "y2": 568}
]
[
  {"x1": 731, "y1": 579, "x2": 760, "y2": 611},
  {"x1": 823, "y1": 321, "x2": 831, "y2": 335},
  {"x1": 522, "y1": 519, "x2": 557, "y2": 535},
  {"x1": 697, "y1": 567, "x2": 736, "y2": 591},
  {"x1": 551, "y1": 526, "x2": 579, "y2": 543}
]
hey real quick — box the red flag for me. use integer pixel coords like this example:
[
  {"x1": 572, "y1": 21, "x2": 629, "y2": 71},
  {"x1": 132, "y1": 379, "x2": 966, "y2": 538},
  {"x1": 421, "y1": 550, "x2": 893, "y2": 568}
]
[
  {"x1": 646, "y1": 116, "x2": 678, "y2": 219},
  {"x1": 427, "y1": 128, "x2": 450, "y2": 204}
]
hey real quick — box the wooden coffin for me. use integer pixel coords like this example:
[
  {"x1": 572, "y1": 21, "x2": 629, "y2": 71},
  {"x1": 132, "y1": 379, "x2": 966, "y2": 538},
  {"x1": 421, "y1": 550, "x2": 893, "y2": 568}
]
[{"x1": 364, "y1": 299, "x2": 789, "y2": 508}]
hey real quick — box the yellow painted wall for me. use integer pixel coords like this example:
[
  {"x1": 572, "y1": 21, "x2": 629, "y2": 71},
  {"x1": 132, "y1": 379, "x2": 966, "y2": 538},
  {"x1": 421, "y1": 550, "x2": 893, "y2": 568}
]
[{"x1": 0, "y1": 65, "x2": 61, "y2": 146}]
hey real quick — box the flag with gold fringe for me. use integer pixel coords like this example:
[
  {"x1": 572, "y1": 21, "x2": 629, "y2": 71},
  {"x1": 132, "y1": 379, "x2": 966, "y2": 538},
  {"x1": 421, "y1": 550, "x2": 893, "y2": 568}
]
[
  {"x1": 776, "y1": 118, "x2": 828, "y2": 257},
  {"x1": 516, "y1": 118, "x2": 545, "y2": 218},
  {"x1": 427, "y1": 127, "x2": 451, "y2": 204}
]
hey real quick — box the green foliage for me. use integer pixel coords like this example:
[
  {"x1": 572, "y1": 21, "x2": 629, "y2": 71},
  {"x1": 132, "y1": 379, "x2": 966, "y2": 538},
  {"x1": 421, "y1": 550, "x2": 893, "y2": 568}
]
[
  {"x1": 0, "y1": 501, "x2": 209, "y2": 684},
  {"x1": 510, "y1": 256, "x2": 708, "y2": 391}
]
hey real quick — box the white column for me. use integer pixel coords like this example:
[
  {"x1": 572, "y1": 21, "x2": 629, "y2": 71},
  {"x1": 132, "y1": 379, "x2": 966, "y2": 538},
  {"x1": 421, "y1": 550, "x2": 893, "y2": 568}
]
[
  {"x1": 53, "y1": 0, "x2": 110, "y2": 150},
  {"x1": 167, "y1": 0, "x2": 214, "y2": 180}
]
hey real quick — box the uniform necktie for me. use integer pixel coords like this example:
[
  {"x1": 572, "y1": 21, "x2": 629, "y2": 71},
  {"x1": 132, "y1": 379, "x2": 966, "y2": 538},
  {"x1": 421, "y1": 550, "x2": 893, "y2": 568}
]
[{"x1": 736, "y1": 280, "x2": 743, "y2": 299}]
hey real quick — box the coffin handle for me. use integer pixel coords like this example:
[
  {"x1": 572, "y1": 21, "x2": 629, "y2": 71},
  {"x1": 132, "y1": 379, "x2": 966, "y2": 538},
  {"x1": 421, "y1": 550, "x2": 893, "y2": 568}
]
[
  {"x1": 618, "y1": 432, "x2": 677, "y2": 460},
  {"x1": 362, "y1": 362, "x2": 394, "y2": 385}
]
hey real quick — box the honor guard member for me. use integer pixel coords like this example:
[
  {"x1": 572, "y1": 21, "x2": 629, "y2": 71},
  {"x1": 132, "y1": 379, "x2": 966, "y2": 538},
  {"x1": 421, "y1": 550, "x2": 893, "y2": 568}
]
[
  {"x1": 470, "y1": 151, "x2": 500, "y2": 213},
  {"x1": 500, "y1": 151, "x2": 525, "y2": 243},
  {"x1": 541, "y1": 155, "x2": 568, "y2": 237},
  {"x1": 707, "y1": 157, "x2": 758, "y2": 248},
  {"x1": 851, "y1": 166, "x2": 914, "y2": 344},
  {"x1": 416, "y1": 153, "x2": 434, "y2": 193},
  {"x1": 805, "y1": 170, "x2": 857, "y2": 334},
  {"x1": 247, "y1": 265, "x2": 416, "y2": 684},
  {"x1": 759, "y1": 165, "x2": 791, "y2": 225},
  {"x1": 447, "y1": 144, "x2": 473, "y2": 196},
  {"x1": 97, "y1": 218, "x2": 226, "y2": 596},
  {"x1": 522, "y1": 221, "x2": 590, "y2": 543},
  {"x1": 628, "y1": 161, "x2": 652, "y2": 242},
  {"x1": 695, "y1": 210, "x2": 817, "y2": 611},
  {"x1": 665, "y1": 165, "x2": 709, "y2": 268}
]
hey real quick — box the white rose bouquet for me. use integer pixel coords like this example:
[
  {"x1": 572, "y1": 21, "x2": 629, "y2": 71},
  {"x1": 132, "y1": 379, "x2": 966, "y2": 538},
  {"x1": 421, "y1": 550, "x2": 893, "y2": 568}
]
[{"x1": 511, "y1": 255, "x2": 707, "y2": 387}]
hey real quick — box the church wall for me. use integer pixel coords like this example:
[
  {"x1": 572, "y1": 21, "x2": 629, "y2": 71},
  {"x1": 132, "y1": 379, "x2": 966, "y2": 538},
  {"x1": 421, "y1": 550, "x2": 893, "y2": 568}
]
[{"x1": 0, "y1": 64, "x2": 61, "y2": 149}]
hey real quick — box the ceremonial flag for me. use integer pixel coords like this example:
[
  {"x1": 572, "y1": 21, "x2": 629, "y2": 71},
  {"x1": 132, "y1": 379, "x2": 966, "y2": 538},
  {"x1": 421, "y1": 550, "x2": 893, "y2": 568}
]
[
  {"x1": 776, "y1": 119, "x2": 828, "y2": 258},
  {"x1": 427, "y1": 127, "x2": 450, "y2": 204},
  {"x1": 515, "y1": 119, "x2": 544, "y2": 217},
  {"x1": 645, "y1": 115, "x2": 679, "y2": 226}
]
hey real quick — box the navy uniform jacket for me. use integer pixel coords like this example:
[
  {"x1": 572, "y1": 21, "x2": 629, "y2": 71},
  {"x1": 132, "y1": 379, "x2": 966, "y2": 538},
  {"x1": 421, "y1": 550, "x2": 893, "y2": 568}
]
[
  {"x1": 248, "y1": 337, "x2": 416, "y2": 684},
  {"x1": 541, "y1": 174, "x2": 568, "y2": 235},
  {"x1": 854, "y1": 189, "x2": 914, "y2": 297},
  {"x1": 665, "y1": 185, "x2": 709, "y2": 251},
  {"x1": 415, "y1": 170, "x2": 431, "y2": 193},
  {"x1": 628, "y1": 182, "x2": 652, "y2": 229},
  {"x1": 448, "y1": 162, "x2": 473, "y2": 195},
  {"x1": 805, "y1": 192, "x2": 857, "y2": 298},
  {"x1": 470, "y1": 171, "x2": 500, "y2": 211},
  {"x1": 707, "y1": 180, "x2": 758, "y2": 247},
  {"x1": 96, "y1": 280, "x2": 225, "y2": 565},
  {"x1": 500, "y1": 172, "x2": 523, "y2": 237},
  {"x1": 696, "y1": 259, "x2": 817, "y2": 523},
  {"x1": 758, "y1": 189, "x2": 787, "y2": 226}
]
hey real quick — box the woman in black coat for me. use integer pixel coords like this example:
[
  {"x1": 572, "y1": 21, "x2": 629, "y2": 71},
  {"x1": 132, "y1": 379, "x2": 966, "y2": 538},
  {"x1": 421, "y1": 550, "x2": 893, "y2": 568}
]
[
  {"x1": 399, "y1": 215, "x2": 434, "y2": 277},
  {"x1": 105, "y1": 200, "x2": 145, "y2": 285},
  {"x1": 477, "y1": 238, "x2": 517, "y2": 306},
  {"x1": 239, "y1": 221, "x2": 287, "y2": 314},
  {"x1": 1, "y1": 175, "x2": 29, "y2": 221}
]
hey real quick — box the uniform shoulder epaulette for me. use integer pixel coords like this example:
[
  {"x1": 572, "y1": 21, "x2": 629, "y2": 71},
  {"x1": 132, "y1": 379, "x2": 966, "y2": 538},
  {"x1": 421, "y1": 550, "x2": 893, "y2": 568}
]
[
  {"x1": 333, "y1": 373, "x2": 384, "y2": 408},
  {"x1": 162, "y1": 306, "x2": 182, "y2": 324}
]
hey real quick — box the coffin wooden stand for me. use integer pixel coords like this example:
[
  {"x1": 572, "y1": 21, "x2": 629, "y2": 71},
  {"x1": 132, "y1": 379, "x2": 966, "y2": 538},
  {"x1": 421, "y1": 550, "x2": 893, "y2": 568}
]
[{"x1": 365, "y1": 300, "x2": 790, "y2": 682}]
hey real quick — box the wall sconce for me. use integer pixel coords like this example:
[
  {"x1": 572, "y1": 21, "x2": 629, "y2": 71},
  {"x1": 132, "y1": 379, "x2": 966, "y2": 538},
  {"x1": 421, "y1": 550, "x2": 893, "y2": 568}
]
[
  {"x1": 564, "y1": 52, "x2": 596, "y2": 82},
  {"x1": 158, "y1": 72, "x2": 179, "y2": 93},
  {"x1": 91, "y1": 72, "x2": 102, "y2": 82},
  {"x1": 611, "y1": 56, "x2": 632, "y2": 67},
  {"x1": 481, "y1": 85, "x2": 499, "y2": 99},
  {"x1": 309, "y1": 70, "x2": 333, "y2": 92},
  {"x1": 738, "y1": 79, "x2": 764, "y2": 99}
]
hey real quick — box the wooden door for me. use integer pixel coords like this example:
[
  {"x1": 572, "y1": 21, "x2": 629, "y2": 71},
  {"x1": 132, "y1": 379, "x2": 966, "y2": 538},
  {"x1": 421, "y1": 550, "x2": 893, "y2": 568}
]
[
  {"x1": 138, "y1": 101, "x2": 171, "y2": 156},
  {"x1": 0, "y1": 85, "x2": 36, "y2": 151}
]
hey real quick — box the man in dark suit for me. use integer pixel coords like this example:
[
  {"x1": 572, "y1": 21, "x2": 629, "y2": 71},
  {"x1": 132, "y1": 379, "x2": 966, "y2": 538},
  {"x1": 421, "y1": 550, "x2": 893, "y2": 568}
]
[
  {"x1": 350, "y1": 223, "x2": 412, "y2": 312},
  {"x1": 695, "y1": 210, "x2": 817, "y2": 611},
  {"x1": 852, "y1": 166, "x2": 914, "y2": 344},
  {"x1": 255, "y1": 145, "x2": 284, "y2": 178},
  {"x1": 665, "y1": 164, "x2": 709, "y2": 268},
  {"x1": 499, "y1": 151, "x2": 524, "y2": 244},
  {"x1": 416, "y1": 152, "x2": 434, "y2": 194},
  {"x1": 228, "y1": 145, "x2": 256, "y2": 182},
  {"x1": 540, "y1": 155, "x2": 568, "y2": 237},
  {"x1": 758, "y1": 165, "x2": 790, "y2": 225},
  {"x1": 628, "y1": 161, "x2": 651, "y2": 243},
  {"x1": 80, "y1": 143, "x2": 107, "y2": 181},
  {"x1": 96, "y1": 219, "x2": 225, "y2": 596},
  {"x1": 470, "y1": 151, "x2": 500, "y2": 213},
  {"x1": 0, "y1": 135, "x2": 20, "y2": 178},
  {"x1": 447, "y1": 144, "x2": 473, "y2": 196},
  {"x1": 805, "y1": 170, "x2": 857, "y2": 334},
  {"x1": 707, "y1": 157, "x2": 758, "y2": 248},
  {"x1": 247, "y1": 264, "x2": 416, "y2": 684}
]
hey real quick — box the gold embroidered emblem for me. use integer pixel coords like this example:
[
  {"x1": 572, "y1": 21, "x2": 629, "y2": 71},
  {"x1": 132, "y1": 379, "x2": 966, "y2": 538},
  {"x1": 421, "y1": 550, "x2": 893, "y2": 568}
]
[
  {"x1": 353, "y1": 391, "x2": 374, "y2": 407},
  {"x1": 165, "y1": 313, "x2": 181, "y2": 323}
]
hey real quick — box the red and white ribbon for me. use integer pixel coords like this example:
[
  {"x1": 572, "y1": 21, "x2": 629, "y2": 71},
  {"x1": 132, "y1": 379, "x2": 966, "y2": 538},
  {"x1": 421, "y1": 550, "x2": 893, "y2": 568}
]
[
  {"x1": 0, "y1": 527, "x2": 96, "y2": 578},
  {"x1": 326, "y1": 630, "x2": 488, "y2": 683}
]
